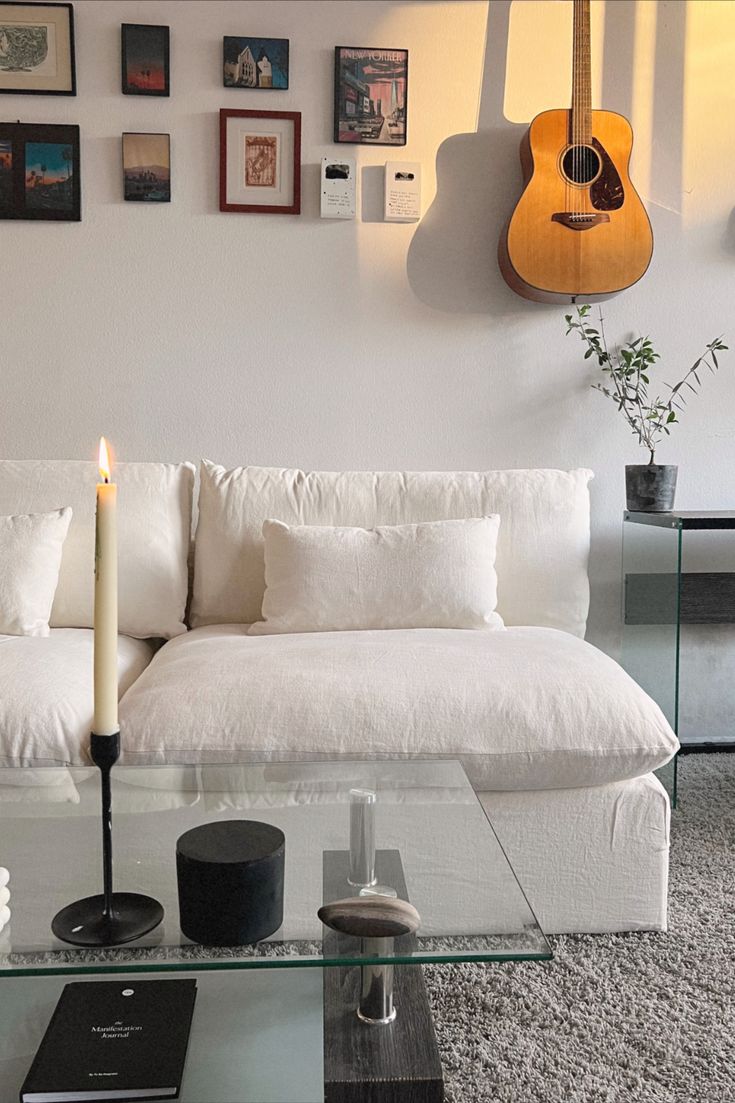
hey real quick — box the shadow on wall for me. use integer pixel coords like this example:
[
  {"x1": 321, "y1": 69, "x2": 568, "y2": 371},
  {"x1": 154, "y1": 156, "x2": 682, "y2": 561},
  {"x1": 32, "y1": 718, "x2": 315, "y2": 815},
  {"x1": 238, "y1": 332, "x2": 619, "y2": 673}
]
[
  {"x1": 406, "y1": 1, "x2": 527, "y2": 316},
  {"x1": 724, "y1": 209, "x2": 735, "y2": 253},
  {"x1": 407, "y1": 0, "x2": 689, "y2": 316}
]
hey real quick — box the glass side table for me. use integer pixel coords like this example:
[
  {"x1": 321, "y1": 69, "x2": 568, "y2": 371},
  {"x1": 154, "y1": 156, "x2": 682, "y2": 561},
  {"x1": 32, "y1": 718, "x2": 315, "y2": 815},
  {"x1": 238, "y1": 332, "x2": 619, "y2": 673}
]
[{"x1": 621, "y1": 510, "x2": 735, "y2": 804}]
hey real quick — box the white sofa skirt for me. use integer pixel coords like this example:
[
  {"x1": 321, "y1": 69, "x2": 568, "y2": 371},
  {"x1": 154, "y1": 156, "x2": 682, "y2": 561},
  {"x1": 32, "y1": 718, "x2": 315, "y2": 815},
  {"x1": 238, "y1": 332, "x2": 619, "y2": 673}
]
[{"x1": 479, "y1": 772, "x2": 670, "y2": 935}]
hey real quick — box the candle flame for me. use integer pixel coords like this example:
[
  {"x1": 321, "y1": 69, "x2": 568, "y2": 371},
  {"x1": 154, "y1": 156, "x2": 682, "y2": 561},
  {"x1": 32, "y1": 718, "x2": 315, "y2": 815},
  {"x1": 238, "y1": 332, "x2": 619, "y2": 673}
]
[{"x1": 98, "y1": 437, "x2": 112, "y2": 483}]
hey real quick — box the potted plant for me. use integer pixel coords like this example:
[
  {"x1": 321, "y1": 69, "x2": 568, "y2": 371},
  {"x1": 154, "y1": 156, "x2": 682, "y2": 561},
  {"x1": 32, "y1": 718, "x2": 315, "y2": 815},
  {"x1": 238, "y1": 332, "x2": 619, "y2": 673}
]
[{"x1": 565, "y1": 305, "x2": 728, "y2": 512}]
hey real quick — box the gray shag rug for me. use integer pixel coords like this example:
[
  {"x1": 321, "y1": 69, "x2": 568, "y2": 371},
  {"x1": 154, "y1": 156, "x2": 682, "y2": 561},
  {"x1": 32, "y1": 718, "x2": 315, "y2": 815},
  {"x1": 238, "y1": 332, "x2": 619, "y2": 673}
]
[{"x1": 425, "y1": 754, "x2": 735, "y2": 1103}]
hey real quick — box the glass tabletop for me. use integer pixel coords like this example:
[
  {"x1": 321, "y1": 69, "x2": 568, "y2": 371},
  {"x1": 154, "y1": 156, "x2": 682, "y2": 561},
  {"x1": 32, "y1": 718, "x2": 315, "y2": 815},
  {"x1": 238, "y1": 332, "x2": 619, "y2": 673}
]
[{"x1": 0, "y1": 759, "x2": 551, "y2": 976}]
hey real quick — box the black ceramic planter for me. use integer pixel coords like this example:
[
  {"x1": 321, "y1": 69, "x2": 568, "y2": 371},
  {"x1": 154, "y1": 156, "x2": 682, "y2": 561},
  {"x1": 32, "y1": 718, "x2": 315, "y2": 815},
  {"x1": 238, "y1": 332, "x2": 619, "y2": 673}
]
[{"x1": 625, "y1": 464, "x2": 677, "y2": 512}]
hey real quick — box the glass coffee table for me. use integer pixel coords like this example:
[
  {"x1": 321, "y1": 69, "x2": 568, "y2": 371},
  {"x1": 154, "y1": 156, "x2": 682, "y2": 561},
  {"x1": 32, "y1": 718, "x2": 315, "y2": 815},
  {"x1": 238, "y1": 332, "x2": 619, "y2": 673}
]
[{"x1": 0, "y1": 759, "x2": 550, "y2": 1102}]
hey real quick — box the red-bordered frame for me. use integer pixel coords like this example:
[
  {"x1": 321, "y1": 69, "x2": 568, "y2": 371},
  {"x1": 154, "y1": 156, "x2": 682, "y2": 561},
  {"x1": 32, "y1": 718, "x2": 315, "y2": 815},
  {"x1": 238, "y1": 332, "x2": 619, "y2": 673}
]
[{"x1": 219, "y1": 108, "x2": 301, "y2": 215}]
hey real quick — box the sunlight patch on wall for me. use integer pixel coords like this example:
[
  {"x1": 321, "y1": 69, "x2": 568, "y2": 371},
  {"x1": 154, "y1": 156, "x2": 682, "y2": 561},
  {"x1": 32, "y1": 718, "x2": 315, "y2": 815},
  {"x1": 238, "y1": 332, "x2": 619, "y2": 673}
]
[
  {"x1": 503, "y1": 0, "x2": 605, "y2": 123},
  {"x1": 682, "y1": 0, "x2": 735, "y2": 227},
  {"x1": 629, "y1": 0, "x2": 657, "y2": 206}
]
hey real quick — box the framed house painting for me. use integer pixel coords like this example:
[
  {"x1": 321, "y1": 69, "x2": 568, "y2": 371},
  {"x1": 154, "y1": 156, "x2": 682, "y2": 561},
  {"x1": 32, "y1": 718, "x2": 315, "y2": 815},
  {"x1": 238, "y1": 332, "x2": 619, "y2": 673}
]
[
  {"x1": 0, "y1": 2, "x2": 76, "y2": 95},
  {"x1": 121, "y1": 23, "x2": 169, "y2": 96},
  {"x1": 122, "y1": 132, "x2": 170, "y2": 202},
  {"x1": 0, "y1": 121, "x2": 80, "y2": 220},
  {"x1": 219, "y1": 108, "x2": 300, "y2": 214},
  {"x1": 223, "y1": 36, "x2": 289, "y2": 89},
  {"x1": 333, "y1": 46, "x2": 407, "y2": 146}
]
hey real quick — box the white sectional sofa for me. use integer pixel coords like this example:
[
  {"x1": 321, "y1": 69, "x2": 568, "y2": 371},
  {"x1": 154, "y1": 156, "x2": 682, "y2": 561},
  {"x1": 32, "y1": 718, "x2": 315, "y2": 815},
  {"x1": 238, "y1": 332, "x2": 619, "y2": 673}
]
[{"x1": 0, "y1": 459, "x2": 678, "y2": 936}]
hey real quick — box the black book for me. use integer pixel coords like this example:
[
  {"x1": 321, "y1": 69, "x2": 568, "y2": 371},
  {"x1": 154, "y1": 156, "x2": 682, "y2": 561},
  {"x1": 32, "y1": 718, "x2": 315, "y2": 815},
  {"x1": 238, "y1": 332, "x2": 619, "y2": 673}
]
[{"x1": 20, "y1": 979, "x2": 197, "y2": 1102}]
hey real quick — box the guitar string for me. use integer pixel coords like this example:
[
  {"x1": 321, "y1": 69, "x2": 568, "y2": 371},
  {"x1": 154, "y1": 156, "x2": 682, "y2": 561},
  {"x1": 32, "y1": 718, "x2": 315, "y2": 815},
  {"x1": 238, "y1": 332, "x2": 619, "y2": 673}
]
[
  {"x1": 581, "y1": 0, "x2": 588, "y2": 218},
  {"x1": 566, "y1": 0, "x2": 571, "y2": 223},
  {"x1": 570, "y1": 0, "x2": 574, "y2": 219},
  {"x1": 575, "y1": 0, "x2": 579, "y2": 220},
  {"x1": 583, "y1": 0, "x2": 588, "y2": 217},
  {"x1": 571, "y1": 0, "x2": 574, "y2": 219},
  {"x1": 573, "y1": 0, "x2": 578, "y2": 221}
]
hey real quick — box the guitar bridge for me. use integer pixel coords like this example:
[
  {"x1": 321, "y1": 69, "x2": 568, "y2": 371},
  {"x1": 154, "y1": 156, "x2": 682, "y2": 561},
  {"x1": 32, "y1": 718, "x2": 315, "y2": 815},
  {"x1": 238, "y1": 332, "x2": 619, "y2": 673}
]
[{"x1": 551, "y1": 212, "x2": 611, "y2": 231}]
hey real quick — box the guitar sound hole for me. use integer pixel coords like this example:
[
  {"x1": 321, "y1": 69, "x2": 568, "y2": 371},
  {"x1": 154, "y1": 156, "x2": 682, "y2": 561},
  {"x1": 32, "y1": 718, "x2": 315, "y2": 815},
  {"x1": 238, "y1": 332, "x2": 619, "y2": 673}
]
[{"x1": 562, "y1": 145, "x2": 601, "y2": 185}]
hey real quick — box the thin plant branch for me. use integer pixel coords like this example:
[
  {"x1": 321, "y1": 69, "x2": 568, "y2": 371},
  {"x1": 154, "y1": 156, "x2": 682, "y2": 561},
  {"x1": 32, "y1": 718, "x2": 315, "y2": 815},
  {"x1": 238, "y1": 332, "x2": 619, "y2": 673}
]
[{"x1": 565, "y1": 305, "x2": 727, "y2": 465}]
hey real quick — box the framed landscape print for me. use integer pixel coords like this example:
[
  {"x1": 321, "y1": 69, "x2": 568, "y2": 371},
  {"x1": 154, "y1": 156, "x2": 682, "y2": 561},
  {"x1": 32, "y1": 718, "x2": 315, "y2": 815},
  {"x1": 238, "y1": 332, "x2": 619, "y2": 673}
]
[
  {"x1": 219, "y1": 108, "x2": 300, "y2": 214},
  {"x1": 0, "y1": 121, "x2": 80, "y2": 220},
  {"x1": 223, "y1": 36, "x2": 288, "y2": 90},
  {"x1": 0, "y1": 2, "x2": 76, "y2": 95},
  {"x1": 122, "y1": 132, "x2": 170, "y2": 202},
  {"x1": 121, "y1": 23, "x2": 169, "y2": 96},
  {"x1": 334, "y1": 46, "x2": 407, "y2": 146}
]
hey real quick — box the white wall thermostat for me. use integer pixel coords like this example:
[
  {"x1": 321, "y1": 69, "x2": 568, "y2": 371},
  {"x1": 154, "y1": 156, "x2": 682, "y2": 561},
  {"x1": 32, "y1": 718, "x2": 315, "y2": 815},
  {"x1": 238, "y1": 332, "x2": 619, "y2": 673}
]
[
  {"x1": 384, "y1": 161, "x2": 421, "y2": 222},
  {"x1": 321, "y1": 156, "x2": 357, "y2": 219}
]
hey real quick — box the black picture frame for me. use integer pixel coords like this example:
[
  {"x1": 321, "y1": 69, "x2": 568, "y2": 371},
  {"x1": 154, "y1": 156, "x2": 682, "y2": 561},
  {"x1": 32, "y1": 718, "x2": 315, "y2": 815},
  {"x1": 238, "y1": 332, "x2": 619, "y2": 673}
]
[
  {"x1": 223, "y1": 36, "x2": 290, "y2": 90},
  {"x1": 0, "y1": 121, "x2": 80, "y2": 221},
  {"x1": 0, "y1": 2, "x2": 76, "y2": 96},
  {"x1": 121, "y1": 23, "x2": 170, "y2": 97},
  {"x1": 333, "y1": 46, "x2": 408, "y2": 147},
  {"x1": 122, "y1": 132, "x2": 170, "y2": 203}
]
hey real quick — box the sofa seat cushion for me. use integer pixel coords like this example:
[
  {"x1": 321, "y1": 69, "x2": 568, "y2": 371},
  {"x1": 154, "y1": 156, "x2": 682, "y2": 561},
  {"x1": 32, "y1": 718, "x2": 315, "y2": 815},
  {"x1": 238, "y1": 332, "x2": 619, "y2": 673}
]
[
  {"x1": 0, "y1": 629, "x2": 155, "y2": 766},
  {"x1": 118, "y1": 625, "x2": 678, "y2": 790}
]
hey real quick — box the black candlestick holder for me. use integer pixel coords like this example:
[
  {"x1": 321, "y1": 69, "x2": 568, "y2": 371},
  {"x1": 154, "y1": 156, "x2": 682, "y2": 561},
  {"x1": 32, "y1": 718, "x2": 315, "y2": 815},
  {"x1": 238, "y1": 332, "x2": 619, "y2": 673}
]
[{"x1": 51, "y1": 732, "x2": 164, "y2": 947}]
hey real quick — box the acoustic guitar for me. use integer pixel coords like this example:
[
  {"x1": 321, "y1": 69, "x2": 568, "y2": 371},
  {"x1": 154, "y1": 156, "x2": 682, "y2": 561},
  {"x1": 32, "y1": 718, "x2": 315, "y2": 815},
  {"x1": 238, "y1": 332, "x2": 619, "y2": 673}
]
[{"x1": 499, "y1": 0, "x2": 653, "y2": 303}]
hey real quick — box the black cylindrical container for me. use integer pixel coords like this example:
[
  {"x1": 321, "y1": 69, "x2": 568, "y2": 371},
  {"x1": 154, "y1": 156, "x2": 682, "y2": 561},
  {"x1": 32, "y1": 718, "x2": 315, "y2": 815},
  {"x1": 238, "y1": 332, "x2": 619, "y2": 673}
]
[{"x1": 176, "y1": 820, "x2": 285, "y2": 946}]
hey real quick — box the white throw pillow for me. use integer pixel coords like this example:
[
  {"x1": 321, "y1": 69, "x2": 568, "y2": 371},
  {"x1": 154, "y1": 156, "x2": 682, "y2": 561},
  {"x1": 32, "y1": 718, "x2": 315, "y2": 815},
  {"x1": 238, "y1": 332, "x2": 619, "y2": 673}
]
[
  {"x1": 191, "y1": 463, "x2": 593, "y2": 637},
  {"x1": 0, "y1": 508, "x2": 72, "y2": 636},
  {"x1": 248, "y1": 517, "x2": 504, "y2": 635},
  {"x1": 0, "y1": 461, "x2": 194, "y2": 639}
]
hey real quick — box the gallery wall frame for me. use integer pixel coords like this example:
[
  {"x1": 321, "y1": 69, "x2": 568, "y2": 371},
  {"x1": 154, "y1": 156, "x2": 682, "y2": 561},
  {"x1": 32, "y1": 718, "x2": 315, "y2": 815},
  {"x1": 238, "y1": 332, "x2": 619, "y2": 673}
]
[
  {"x1": 0, "y1": 120, "x2": 80, "y2": 220},
  {"x1": 0, "y1": 2, "x2": 76, "y2": 95},
  {"x1": 219, "y1": 108, "x2": 301, "y2": 215},
  {"x1": 121, "y1": 22, "x2": 170, "y2": 97},
  {"x1": 122, "y1": 132, "x2": 170, "y2": 202},
  {"x1": 333, "y1": 46, "x2": 408, "y2": 146},
  {"x1": 223, "y1": 36, "x2": 289, "y2": 90}
]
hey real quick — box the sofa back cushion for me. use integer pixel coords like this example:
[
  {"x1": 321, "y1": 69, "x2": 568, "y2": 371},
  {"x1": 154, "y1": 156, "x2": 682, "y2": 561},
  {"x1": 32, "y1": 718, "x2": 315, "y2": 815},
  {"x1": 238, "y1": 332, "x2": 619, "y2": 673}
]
[
  {"x1": 192, "y1": 463, "x2": 593, "y2": 637},
  {"x1": 0, "y1": 461, "x2": 195, "y2": 639},
  {"x1": 0, "y1": 507, "x2": 72, "y2": 637}
]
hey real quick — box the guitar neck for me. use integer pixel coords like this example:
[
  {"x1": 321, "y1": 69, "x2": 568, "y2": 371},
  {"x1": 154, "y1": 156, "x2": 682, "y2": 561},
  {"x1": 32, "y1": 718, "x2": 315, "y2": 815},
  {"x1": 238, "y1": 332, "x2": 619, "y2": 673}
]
[{"x1": 571, "y1": 0, "x2": 592, "y2": 144}]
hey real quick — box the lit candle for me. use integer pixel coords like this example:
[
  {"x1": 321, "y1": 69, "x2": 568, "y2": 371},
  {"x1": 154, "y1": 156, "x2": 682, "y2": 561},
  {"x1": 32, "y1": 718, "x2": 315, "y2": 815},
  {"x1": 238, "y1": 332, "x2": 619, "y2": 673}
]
[{"x1": 93, "y1": 437, "x2": 118, "y2": 736}]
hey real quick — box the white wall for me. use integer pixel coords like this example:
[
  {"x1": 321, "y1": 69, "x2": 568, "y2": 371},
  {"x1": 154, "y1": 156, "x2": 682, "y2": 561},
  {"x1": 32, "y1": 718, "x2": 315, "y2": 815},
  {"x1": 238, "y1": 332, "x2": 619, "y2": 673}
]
[{"x1": 2, "y1": 0, "x2": 735, "y2": 677}]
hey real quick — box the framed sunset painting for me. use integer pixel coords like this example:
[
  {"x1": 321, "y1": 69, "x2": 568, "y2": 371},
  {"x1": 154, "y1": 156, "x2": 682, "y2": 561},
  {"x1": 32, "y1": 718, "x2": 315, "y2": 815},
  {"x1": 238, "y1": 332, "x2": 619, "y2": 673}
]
[
  {"x1": 0, "y1": 121, "x2": 80, "y2": 220},
  {"x1": 122, "y1": 132, "x2": 170, "y2": 202},
  {"x1": 121, "y1": 23, "x2": 169, "y2": 96}
]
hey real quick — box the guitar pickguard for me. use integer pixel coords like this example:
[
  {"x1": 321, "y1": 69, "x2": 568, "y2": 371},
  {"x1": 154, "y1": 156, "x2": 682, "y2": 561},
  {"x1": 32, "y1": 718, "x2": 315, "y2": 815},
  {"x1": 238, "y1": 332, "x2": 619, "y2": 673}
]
[{"x1": 590, "y1": 139, "x2": 624, "y2": 210}]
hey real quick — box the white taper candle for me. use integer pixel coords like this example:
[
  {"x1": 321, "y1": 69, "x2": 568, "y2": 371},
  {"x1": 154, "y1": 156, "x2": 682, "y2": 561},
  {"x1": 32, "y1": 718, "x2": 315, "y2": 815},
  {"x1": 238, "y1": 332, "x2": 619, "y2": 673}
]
[{"x1": 93, "y1": 437, "x2": 118, "y2": 736}]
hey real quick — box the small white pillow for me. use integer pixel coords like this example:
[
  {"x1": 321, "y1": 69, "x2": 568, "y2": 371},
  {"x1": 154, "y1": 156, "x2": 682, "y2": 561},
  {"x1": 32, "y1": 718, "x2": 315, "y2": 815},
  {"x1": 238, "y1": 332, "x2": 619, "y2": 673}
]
[
  {"x1": 0, "y1": 508, "x2": 72, "y2": 637},
  {"x1": 249, "y1": 517, "x2": 504, "y2": 635}
]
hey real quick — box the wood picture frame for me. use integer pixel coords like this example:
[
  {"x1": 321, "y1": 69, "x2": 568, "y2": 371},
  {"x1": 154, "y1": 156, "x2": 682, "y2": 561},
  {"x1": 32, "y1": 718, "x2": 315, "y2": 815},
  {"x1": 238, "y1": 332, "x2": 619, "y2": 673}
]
[
  {"x1": 0, "y1": 2, "x2": 76, "y2": 95},
  {"x1": 121, "y1": 23, "x2": 169, "y2": 97},
  {"x1": 219, "y1": 108, "x2": 301, "y2": 215},
  {"x1": 333, "y1": 46, "x2": 408, "y2": 146},
  {"x1": 0, "y1": 120, "x2": 80, "y2": 220}
]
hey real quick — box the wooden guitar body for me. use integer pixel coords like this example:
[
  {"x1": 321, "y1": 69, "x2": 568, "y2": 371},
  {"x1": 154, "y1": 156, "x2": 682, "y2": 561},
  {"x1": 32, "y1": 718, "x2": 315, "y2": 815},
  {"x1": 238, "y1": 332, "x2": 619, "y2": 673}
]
[{"x1": 499, "y1": 109, "x2": 653, "y2": 303}]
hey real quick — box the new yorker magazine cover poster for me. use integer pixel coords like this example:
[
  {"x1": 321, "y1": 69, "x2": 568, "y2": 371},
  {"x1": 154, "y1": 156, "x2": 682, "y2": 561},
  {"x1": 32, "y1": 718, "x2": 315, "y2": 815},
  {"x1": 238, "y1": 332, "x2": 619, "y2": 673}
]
[{"x1": 334, "y1": 47, "x2": 407, "y2": 146}]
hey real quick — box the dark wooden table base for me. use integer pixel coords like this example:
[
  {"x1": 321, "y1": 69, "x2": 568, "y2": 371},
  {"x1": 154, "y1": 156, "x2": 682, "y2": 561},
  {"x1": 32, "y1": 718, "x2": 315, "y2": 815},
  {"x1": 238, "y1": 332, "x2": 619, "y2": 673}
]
[{"x1": 322, "y1": 850, "x2": 444, "y2": 1103}]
